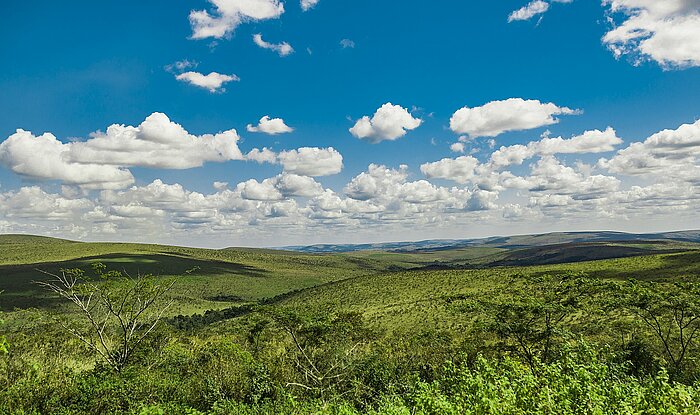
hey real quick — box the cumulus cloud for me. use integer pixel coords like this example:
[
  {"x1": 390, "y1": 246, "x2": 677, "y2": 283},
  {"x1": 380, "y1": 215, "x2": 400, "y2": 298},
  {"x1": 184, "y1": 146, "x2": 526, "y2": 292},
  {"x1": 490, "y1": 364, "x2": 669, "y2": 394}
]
[
  {"x1": 524, "y1": 156, "x2": 621, "y2": 199},
  {"x1": 235, "y1": 174, "x2": 325, "y2": 201},
  {"x1": 450, "y1": 142, "x2": 466, "y2": 153},
  {"x1": 68, "y1": 112, "x2": 245, "y2": 169},
  {"x1": 175, "y1": 71, "x2": 239, "y2": 93},
  {"x1": 2, "y1": 115, "x2": 698, "y2": 245},
  {"x1": 537, "y1": 127, "x2": 623, "y2": 154},
  {"x1": 599, "y1": 119, "x2": 700, "y2": 180},
  {"x1": 420, "y1": 128, "x2": 623, "y2": 196},
  {"x1": 0, "y1": 138, "x2": 697, "y2": 245},
  {"x1": 450, "y1": 98, "x2": 579, "y2": 138},
  {"x1": 0, "y1": 130, "x2": 134, "y2": 189},
  {"x1": 398, "y1": 180, "x2": 448, "y2": 204},
  {"x1": 0, "y1": 186, "x2": 94, "y2": 220},
  {"x1": 0, "y1": 113, "x2": 252, "y2": 189},
  {"x1": 603, "y1": 0, "x2": 700, "y2": 68},
  {"x1": 238, "y1": 178, "x2": 283, "y2": 201},
  {"x1": 253, "y1": 34, "x2": 294, "y2": 56},
  {"x1": 489, "y1": 127, "x2": 622, "y2": 168},
  {"x1": 349, "y1": 103, "x2": 422, "y2": 143},
  {"x1": 342, "y1": 165, "x2": 497, "y2": 215},
  {"x1": 278, "y1": 147, "x2": 343, "y2": 176},
  {"x1": 274, "y1": 173, "x2": 324, "y2": 197},
  {"x1": 420, "y1": 156, "x2": 481, "y2": 184},
  {"x1": 190, "y1": 0, "x2": 285, "y2": 40},
  {"x1": 344, "y1": 164, "x2": 409, "y2": 201},
  {"x1": 246, "y1": 147, "x2": 278, "y2": 164},
  {"x1": 301, "y1": 0, "x2": 319, "y2": 11},
  {"x1": 246, "y1": 116, "x2": 294, "y2": 134}
]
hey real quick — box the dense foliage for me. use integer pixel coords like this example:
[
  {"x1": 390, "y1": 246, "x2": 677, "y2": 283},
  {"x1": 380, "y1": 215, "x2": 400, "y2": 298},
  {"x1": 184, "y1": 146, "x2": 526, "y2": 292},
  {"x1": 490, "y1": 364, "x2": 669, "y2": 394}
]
[{"x1": 1, "y1": 245, "x2": 700, "y2": 414}]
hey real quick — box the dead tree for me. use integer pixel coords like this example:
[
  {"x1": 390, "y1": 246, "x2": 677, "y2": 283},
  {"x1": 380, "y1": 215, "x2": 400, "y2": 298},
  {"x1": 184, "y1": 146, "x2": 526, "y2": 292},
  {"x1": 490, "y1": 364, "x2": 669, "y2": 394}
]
[{"x1": 36, "y1": 263, "x2": 174, "y2": 372}]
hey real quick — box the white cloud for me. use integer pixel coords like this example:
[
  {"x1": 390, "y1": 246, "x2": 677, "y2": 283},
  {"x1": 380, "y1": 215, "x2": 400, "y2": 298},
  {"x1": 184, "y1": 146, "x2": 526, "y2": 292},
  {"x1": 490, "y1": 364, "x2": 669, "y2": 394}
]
[
  {"x1": 599, "y1": 118, "x2": 700, "y2": 180},
  {"x1": 344, "y1": 164, "x2": 409, "y2": 201},
  {"x1": 253, "y1": 34, "x2": 294, "y2": 56},
  {"x1": 489, "y1": 127, "x2": 623, "y2": 168},
  {"x1": 247, "y1": 116, "x2": 294, "y2": 134},
  {"x1": 234, "y1": 174, "x2": 325, "y2": 200},
  {"x1": 450, "y1": 98, "x2": 579, "y2": 138},
  {"x1": 213, "y1": 181, "x2": 229, "y2": 190},
  {"x1": 190, "y1": 0, "x2": 285, "y2": 40},
  {"x1": 398, "y1": 180, "x2": 448, "y2": 204},
  {"x1": 524, "y1": 156, "x2": 621, "y2": 198},
  {"x1": 0, "y1": 186, "x2": 94, "y2": 220},
  {"x1": 0, "y1": 113, "x2": 254, "y2": 190},
  {"x1": 68, "y1": 112, "x2": 245, "y2": 169},
  {"x1": 0, "y1": 129, "x2": 134, "y2": 189},
  {"x1": 278, "y1": 147, "x2": 343, "y2": 176},
  {"x1": 2, "y1": 115, "x2": 699, "y2": 245},
  {"x1": 508, "y1": 0, "x2": 550, "y2": 22},
  {"x1": 349, "y1": 103, "x2": 422, "y2": 143},
  {"x1": 450, "y1": 142, "x2": 466, "y2": 153},
  {"x1": 465, "y1": 189, "x2": 500, "y2": 211},
  {"x1": 420, "y1": 156, "x2": 481, "y2": 184},
  {"x1": 274, "y1": 173, "x2": 324, "y2": 197},
  {"x1": 175, "y1": 71, "x2": 239, "y2": 93},
  {"x1": 301, "y1": 0, "x2": 320, "y2": 11},
  {"x1": 246, "y1": 147, "x2": 278, "y2": 164},
  {"x1": 508, "y1": 0, "x2": 573, "y2": 22},
  {"x1": 536, "y1": 127, "x2": 623, "y2": 154},
  {"x1": 238, "y1": 178, "x2": 284, "y2": 201},
  {"x1": 603, "y1": 0, "x2": 700, "y2": 68},
  {"x1": 489, "y1": 144, "x2": 534, "y2": 169}
]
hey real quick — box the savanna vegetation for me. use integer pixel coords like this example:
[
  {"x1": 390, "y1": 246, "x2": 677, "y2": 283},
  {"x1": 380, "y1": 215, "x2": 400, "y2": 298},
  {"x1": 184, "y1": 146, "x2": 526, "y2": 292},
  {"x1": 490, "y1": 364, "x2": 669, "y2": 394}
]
[{"x1": 1, "y1": 234, "x2": 700, "y2": 414}]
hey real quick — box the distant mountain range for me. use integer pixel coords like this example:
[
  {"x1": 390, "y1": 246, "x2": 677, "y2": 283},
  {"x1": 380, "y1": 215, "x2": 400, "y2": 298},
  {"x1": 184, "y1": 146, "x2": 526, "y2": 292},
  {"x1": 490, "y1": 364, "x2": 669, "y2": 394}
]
[{"x1": 281, "y1": 230, "x2": 700, "y2": 253}]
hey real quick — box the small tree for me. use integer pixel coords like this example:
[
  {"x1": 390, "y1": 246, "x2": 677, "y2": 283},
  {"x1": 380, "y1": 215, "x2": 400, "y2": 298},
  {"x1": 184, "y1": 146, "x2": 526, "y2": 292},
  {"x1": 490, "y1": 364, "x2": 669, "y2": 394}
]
[
  {"x1": 36, "y1": 263, "x2": 174, "y2": 372},
  {"x1": 616, "y1": 280, "x2": 700, "y2": 377},
  {"x1": 269, "y1": 309, "x2": 372, "y2": 401},
  {"x1": 478, "y1": 273, "x2": 595, "y2": 372}
]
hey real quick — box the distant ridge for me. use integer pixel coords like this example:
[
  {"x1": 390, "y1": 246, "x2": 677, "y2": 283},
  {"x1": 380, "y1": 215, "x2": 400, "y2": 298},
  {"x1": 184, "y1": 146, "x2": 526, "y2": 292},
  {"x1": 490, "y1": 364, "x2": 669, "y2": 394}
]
[{"x1": 281, "y1": 230, "x2": 700, "y2": 253}]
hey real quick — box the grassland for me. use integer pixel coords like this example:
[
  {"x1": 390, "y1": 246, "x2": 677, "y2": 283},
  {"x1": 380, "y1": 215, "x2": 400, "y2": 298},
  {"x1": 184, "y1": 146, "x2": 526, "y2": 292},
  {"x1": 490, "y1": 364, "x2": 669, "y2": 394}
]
[
  {"x1": 1, "y1": 234, "x2": 700, "y2": 414},
  {"x1": 0, "y1": 235, "x2": 395, "y2": 313}
]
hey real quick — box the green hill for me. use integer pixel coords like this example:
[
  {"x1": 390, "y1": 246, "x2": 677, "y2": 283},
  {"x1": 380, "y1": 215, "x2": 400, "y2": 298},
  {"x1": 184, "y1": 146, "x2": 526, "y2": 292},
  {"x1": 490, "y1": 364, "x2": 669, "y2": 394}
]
[
  {"x1": 0, "y1": 236, "x2": 392, "y2": 312},
  {"x1": 3, "y1": 235, "x2": 700, "y2": 413}
]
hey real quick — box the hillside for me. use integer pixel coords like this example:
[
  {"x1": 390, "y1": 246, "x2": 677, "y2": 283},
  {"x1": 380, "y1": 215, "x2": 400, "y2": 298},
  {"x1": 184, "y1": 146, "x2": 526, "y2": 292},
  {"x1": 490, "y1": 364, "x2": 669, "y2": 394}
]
[
  {"x1": 3, "y1": 234, "x2": 700, "y2": 413},
  {"x1": 1, "y1": 233, "x2": 698, "y2": 313},
  {"x1": 283, "y1": 230, "x2": 700, "y2": 253},
  {"x1": 258, "y1": 250, "x2": 700, "y2": 333},
  {"x1": 0, "y1": 236, "x2": 392, "y2": 312}
]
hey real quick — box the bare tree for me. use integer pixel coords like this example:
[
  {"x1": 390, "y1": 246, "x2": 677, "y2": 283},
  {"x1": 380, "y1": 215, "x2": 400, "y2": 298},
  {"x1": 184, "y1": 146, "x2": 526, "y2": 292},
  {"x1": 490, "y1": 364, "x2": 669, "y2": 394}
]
[
  {"x1": 268, "y1": 310, "x2": 371, "y2": 402},
  {"x1": 35, "y1": 263, "x2": 174, "y2": 372}
]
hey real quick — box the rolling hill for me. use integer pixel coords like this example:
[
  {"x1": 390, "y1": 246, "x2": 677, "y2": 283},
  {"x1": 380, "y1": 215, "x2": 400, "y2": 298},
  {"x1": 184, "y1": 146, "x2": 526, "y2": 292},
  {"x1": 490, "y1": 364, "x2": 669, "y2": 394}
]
[{"x1": 282, "y1": 230, "x2": 700, "y2": 253}]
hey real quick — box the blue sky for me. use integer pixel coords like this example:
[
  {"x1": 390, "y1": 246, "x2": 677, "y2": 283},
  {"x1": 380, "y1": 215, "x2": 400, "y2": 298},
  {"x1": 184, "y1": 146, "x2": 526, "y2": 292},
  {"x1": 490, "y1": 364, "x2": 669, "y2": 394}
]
[{"x1": 0, "y1": 0, "x2": 699, "y2": 247}]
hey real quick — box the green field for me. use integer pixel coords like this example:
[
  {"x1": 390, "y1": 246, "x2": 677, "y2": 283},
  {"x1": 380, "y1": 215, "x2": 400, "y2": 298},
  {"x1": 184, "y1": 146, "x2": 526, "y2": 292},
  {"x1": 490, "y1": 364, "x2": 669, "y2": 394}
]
[{"x1": 1, "y1": 234, "x2": 700, "y2": 414}]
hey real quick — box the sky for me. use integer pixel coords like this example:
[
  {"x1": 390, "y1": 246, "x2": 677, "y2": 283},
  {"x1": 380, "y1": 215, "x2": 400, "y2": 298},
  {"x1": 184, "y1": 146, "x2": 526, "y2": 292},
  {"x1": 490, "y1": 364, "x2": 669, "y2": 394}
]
[{"x1": 0, "y1": 0, "x2": 699, "y2": 248}]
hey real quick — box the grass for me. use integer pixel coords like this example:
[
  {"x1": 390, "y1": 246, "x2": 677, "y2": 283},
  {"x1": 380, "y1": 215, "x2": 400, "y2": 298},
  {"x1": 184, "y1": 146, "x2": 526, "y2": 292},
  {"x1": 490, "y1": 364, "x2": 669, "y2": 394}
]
[
  {"x1": 271, "y1": 250, "x2": 700, "y2": 333},
  {"x1": 2, "y1": 234, "x2": 698, "y2": 315},
  {"x1": 0, "y1": 236, "x2": 394, "y2": 313},
  {"x1": 2, "y1": 234, "x2": 700, "y2": 414}
]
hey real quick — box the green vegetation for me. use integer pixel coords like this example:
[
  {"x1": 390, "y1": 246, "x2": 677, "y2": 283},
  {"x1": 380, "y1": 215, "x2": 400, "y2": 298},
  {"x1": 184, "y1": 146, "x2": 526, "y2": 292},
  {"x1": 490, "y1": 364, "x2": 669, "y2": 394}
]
[{"x1": 1, "y1": 235, "x2": 700, "y2": 414}]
